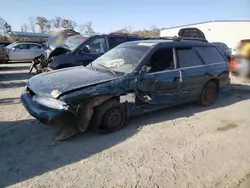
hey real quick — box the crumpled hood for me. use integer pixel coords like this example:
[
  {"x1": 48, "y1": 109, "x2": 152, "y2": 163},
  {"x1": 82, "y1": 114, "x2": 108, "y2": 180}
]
[
  {"x1": 49, "y1": 53, "x2": 74, "y2": 70},
  {"x1": 27, "y1": 66, "x2": 118, "y2": 98}
]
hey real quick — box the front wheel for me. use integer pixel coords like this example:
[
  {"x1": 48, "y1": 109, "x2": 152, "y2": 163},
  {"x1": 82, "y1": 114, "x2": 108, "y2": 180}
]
[
  {"x1": 199, "y1": 81, "x2": 218, "y2": 107},
  {"x1": 90, "y1": 99, "x2": 126, "y2": 134}
]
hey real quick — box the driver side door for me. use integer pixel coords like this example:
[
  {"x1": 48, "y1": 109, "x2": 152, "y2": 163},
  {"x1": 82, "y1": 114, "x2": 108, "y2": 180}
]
[
  {"x1": 75, "y1": 37, "x2": 108, "y2": 66},
  {"x1": 136, "y1": 47, "x2": 182, "y2": 108}
]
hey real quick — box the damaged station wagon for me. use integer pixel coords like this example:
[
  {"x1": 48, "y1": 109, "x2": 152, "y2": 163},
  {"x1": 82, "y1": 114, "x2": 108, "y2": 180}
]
[{"x1": 21, "y1": 37, "x2": 230, "y2": 140}]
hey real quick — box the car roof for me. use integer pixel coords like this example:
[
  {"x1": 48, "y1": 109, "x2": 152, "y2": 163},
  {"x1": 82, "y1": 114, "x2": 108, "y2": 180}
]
[
  {"x1": 122, "y1": 39, "x2": 215, "y2": 47},
  {"x1": 88, "y1": 33, "x2": 143, "y2": 39}
]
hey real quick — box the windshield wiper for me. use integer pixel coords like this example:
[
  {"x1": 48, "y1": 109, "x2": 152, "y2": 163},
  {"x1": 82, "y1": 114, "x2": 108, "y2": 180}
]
[{"x1": 98, "y1": 64, "x2": 117, "y2": 75}]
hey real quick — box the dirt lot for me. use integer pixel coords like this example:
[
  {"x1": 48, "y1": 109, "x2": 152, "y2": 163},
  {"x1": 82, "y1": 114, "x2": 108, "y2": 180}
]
[{"x1": 1, "y1": 63, "x2": 250, "y2": 188}]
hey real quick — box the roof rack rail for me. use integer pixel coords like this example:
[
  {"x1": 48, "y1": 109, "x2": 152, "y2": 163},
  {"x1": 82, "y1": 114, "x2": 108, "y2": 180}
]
[
  {"x1": 109, "y1": 32, "x2": 139, "y2": 36},
  {"x1": 145, "y1": 36, "x2": 208, "y2": 42}
]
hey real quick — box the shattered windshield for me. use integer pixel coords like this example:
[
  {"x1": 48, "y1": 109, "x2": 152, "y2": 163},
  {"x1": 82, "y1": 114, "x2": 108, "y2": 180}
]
[
  {"x1": 91, "y1": 44, "x2": 151, "y2": 74},
  {"x1": 64, "y1": 35, "x2": 87, "y2": 51}
]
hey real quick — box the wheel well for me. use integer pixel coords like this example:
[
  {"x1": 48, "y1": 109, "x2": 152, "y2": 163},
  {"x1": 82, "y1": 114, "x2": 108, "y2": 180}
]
[{"x1": 208, "y1": 78, "x2": 219, "y2": 90}]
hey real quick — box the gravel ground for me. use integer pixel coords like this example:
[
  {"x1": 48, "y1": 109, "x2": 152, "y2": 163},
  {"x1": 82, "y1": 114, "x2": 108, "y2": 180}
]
[{"x1": 0, "y1": 63, "x2": 250, "y2": 188}]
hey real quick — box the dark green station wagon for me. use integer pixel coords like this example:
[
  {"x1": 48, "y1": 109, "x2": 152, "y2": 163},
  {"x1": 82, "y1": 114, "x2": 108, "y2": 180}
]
[{"x1": 21, "y1": 37, "x2": 230, "y2": 140}]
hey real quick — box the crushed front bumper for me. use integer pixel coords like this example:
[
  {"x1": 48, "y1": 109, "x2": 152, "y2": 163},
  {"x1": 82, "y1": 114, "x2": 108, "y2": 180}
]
[{"x1": 21, "y1": 92, "x2": 65, "y2": 124}]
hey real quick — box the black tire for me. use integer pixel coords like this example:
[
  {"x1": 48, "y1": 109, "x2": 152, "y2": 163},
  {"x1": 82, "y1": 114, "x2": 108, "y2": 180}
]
[
  {"x1": 90, "y1": 99, "x2": 126, "y2": 134},
  {"x1": 3, "y1": 59, "x2": 8, "y2": 64},
  {"x1": 199, "y1": 81, "x2": 218, "y2": 107}
]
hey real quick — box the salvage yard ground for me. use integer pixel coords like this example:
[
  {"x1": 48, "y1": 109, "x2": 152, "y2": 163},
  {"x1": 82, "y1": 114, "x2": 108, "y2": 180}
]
[{"x1": 1, "y1": 63, "x2": 250, "y2": 188}]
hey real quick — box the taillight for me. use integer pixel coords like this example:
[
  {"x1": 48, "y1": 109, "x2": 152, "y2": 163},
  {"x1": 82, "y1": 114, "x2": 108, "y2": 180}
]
[{"x1": 229, "y1": 56, "x2": 237, "y2": 72}]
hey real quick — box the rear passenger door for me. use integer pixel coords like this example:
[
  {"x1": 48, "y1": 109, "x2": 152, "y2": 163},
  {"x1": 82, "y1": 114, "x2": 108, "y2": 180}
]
[
  {"x1": 195, "y1": 46, "x2": 229, "y2": 87},
  {"x1": 176, "y1": 47, "x2": 208, "y2": 101}
]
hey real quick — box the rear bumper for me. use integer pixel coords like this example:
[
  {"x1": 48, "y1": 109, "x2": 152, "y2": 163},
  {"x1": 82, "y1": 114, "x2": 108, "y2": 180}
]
[{"x1": 21, "y1": 92, "x2": 65, "y2": 124}]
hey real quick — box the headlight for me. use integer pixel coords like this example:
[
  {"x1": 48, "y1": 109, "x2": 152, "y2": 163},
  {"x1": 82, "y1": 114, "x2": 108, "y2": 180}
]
[{"x1": 32, "y1": 95, "x2": 68, "y2": 110}]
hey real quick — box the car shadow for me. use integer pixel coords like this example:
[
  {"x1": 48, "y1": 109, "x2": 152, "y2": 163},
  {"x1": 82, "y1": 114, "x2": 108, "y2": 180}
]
[
  {"x1": 0, "y1": 97, "x2": 20, "y2": 105},
  {"x1": 0, "y1": 72, "x2": 32, "y2": 82},
  {"x1": 0, "y1": 81, "x2": 27, "y2": 89},
  {"x1": 130, "y1": 83, "x2": 250, "y2": 127},
  {"x1": 0, "y1": 65, "x2": 30, "y2": 71},
  {"x1": 0, "y1": 83, "x2": 250, "y2": 187}
]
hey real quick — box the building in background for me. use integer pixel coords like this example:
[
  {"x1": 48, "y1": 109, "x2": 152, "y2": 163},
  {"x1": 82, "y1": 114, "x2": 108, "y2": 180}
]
[
  {"x1": 160, "y1": 20, "x2": 250, "y2": 49},
  {"x1": 8, "y1": 31, "x2": 49, "y2": 43}
]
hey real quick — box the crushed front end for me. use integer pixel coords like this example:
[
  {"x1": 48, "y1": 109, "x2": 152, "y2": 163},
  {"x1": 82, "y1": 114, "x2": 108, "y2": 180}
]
[{"x1": 21, "y1": 86, "x2": 80, "y2": 140}]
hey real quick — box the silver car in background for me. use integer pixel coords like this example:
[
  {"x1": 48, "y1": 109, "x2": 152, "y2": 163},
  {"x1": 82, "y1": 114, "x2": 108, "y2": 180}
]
[{"x1": 5, "y1": 42, "x2": 45, "y2": 62}]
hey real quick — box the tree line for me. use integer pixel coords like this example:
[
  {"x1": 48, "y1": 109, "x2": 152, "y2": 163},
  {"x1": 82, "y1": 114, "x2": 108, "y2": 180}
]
[
  {"x1": 0, "y1": 16, "x2": 161, "y2": 38},
  {"x1": 21, "y1": 16, "x2": 95, "y2": 34}
]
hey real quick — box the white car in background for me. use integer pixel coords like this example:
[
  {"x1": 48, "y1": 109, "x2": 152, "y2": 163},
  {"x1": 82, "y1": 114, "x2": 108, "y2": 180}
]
[{"x1": 5, "y1": 42, "x2": 45, "y2": 62}]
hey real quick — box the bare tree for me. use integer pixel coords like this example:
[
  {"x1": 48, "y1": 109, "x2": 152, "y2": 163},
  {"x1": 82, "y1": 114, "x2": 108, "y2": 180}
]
[
  {"x1": 29, "y1": 17, "x2": 36, "y2": 33},
  {"x1": 0, "y1": 17, "x2": 12, "y2": 35},
  {"x1": 21, "y1": 23, "x2": 29, "y2": 32},
  {"x1": 0, "y1": 17, "x2": 6, "y2": 35},
  {"x1": 78, "y1": 21, "x2": 95, "y2": 34},
  {"x1": 125, "y1": 26, "x2": 134, "y2": 34},
  {"x1": 52, "y1": 16, "x2": 62, "y2": 28},
  {"x1": 115, "y1": 26, "x2": 134, "y2": 34},
  {"x1": 60, "y1": 19, "x2": 77, "y2": 29},
  {"x1": 36, "y1": 16, "x2": 50, "y2": 33},
  {"x1": 77, "y1": 25, "x2": 85, "y2": 34}
]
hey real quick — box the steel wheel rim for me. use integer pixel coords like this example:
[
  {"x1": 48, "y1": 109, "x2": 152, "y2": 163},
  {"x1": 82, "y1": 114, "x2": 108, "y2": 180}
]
[
  {"x1": 103, "y1": 107, "x2": 122, "y2": 129},
  {"x1": 205, "y1": 86, "x2": 215, "y2": 101}
]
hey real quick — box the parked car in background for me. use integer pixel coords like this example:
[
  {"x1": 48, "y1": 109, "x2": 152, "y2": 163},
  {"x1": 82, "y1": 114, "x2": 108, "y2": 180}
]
[
  {"x1": 230, "y1": 39, "x2": 250, "y2": 76},
  {"x1": 21, "y1": 37, "x2": 230, "y2": 140},
  {"x1": 0, "y1": 44, "x2": 8, "y2": 63},
  {"x1": 48, "y1": 33, "x2": 144, "y2": 70},
  {"x1": 4, "y1": 42, "x2": 45, "y2": 62}
]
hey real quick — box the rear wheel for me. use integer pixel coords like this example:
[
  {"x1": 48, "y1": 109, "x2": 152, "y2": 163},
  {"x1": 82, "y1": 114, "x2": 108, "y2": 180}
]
[
  {"x1": 90, "y1": 99, "x2": 126, "y2": 134},
  {"x1": 199, "y1": 81, "x2": 218, "y2": 106}
]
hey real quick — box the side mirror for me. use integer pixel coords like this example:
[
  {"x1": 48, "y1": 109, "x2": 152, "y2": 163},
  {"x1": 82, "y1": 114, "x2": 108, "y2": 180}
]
[
  {"x1": 80, "y1": 46, "x2": 90, "y2": 54},
  {"x1": 139, "y1": 65, "x2": 151, "y2": 75},
  {"x1": 12, "y1": 47, "x2": 16, "y2": 51}
]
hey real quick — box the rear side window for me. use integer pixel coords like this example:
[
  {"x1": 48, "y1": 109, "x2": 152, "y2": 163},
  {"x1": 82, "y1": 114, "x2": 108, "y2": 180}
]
[
  {"x1": 195, "y1": 47, "x2": 225, "y2": 64},
  {"x1": 28, "y1": 44, "x2": 42, "y2": 49},
  {"x1": 176, "y1": 48, "x2": 203, "y2": 68},
  {"x1": 108, "y1": 37, "x2": 126, "y2": 49},
  {"x1": 126, "y1": 37, "x2": 142, "y2": 42}
]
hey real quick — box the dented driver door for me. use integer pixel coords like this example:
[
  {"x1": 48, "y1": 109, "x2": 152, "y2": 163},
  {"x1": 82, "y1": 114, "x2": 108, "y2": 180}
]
[{"x1": 136, "y1": 69, "x2": 182, "y2": 106}]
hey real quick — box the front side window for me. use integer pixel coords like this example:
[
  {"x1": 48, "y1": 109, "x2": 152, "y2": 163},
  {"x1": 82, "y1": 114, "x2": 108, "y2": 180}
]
[
  {"x1": 91, "y1": 44, "x2": 151, "y2": 74},
  {"x1": 15, "y1": 44, "x2": 28, "y2": 50},
  {"x1": 176, "y1": 48, "x2": 203, "y2": 68},
  {"x1": 147, "y1": 48, "x2": 174, "y2": 73},
  {"x1": 85, "y1": 37, "x2": 107, "y2": 53},
  {"x1": 65, "y1": 35, "x2": 87, "y2": 51},
  {"x1": 195, "y1": 47, "x2": 226, "y2": 64}
]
